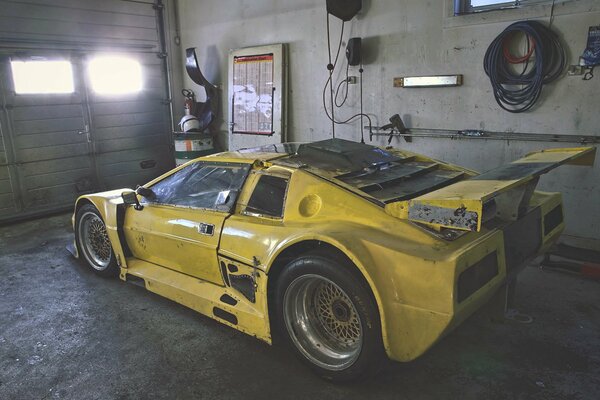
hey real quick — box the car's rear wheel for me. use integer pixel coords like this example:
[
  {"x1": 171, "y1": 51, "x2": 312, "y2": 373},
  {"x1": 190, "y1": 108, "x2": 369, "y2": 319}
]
[
  {"x1": 75, "y1": 204, "x2": 119, "y2": 277},
  {"x1": 275, "y1": 251, "x2": 384, "y2": 381}
]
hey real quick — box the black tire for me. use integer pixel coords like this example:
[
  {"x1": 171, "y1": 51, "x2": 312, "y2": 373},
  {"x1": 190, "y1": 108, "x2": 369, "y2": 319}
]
[
  {"x1": 275, "y1": 250, "x2": 385, "y2": 381},
  {"x1": 75, "y1": 204, "x2": 119, "y2": 278}
]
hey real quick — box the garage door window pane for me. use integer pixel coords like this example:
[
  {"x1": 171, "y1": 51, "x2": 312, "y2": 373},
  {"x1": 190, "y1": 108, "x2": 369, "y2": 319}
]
[
  {"x1": 88, "y1": 56, "x2": 142, "y2": 94},
  {"x1": 10, "y1": 60, "x2": 74, "y2": 94}
]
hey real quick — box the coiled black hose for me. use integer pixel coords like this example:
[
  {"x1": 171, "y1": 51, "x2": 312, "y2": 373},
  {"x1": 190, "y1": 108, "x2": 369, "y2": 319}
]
[{"x1": 483, "y1": 20, "x2": 566, "y2": 113}]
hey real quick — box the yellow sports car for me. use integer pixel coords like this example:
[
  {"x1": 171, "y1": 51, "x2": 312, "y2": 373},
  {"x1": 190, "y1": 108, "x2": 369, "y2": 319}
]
[{"x1": 70, "y1": 138, "x2": 595, "y2": 381}]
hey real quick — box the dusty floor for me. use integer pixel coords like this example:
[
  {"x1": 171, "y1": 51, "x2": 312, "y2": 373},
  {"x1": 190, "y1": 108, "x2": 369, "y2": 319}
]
[{"x1": 0, "y1": 213, "x2": 599, "y2": 400}]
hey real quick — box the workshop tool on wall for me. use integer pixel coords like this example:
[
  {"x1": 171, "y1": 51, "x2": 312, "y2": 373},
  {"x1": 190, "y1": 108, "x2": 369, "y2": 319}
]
[
  {"x1": 483, "y1": 20, "x2": 566, "y2": 113},
  {"x1": 377, "y1": 114, "x2": 411, "y2": 144},
  {"x1": 366, "y1": 114, "x2": 600, "y2": 144},
  {"x1": 184, "y1": 47, "x2": 218, "y2": 131}
]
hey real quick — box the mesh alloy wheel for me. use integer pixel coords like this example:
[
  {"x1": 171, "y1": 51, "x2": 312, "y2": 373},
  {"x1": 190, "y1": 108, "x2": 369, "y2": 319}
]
[
  {"x1": 78, "y1": 210, "x2": 112, "y2": 271},
  {"x1": 283, "y1": 274, "x2": 363, "y2": 371}
]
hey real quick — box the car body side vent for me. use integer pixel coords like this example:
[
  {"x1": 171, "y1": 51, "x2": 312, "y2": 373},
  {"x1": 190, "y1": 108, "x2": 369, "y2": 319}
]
[
  {"x1": 544, "y1": 204, "x2": 563, "y2": 236},
  {"x1": 457, "y1": 251, "x2": 499, "y2": 303}
]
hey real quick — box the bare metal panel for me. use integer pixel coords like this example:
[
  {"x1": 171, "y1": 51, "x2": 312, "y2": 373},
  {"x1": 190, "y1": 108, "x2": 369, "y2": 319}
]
[
  {"x1": 0, "y1": 123, "x2": 18, "y2": 219},
  {"x1": 0, "y1": 2, "x2": 157, "y2": 28},
  {"x1": 95, "y1": 145, "x2": 172, "y2": 189}
]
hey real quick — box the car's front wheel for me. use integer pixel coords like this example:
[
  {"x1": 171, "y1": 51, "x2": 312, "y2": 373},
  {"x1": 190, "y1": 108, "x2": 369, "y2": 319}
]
[
  {"x1": 275, "y1": 251, "x2": 384, "y2": 381},
  {"x1": 75, "y1": 204, "x2": 119, "y2": 277}
]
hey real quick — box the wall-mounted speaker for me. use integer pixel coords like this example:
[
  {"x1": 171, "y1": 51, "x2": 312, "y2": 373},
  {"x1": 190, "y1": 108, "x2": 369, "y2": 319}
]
[
  {"x1": 326, "y1": 0, "x2": 362, "y2": 22},
  {"x1": 346, "y1": 37, "x2": 362, "y2": 66}
]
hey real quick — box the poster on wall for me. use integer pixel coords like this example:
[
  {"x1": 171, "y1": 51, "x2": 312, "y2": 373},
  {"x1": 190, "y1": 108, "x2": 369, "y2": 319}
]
[
  {"x1": 232, "y1": 54, "x2": 274, "y2": 135},
  {"x1": 228, "y1": 43, "x2": 286, "y2": 150}
]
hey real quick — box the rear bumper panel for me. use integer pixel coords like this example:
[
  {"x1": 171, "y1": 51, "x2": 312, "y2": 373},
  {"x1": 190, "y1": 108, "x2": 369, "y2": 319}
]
[{"x1": 383, "y1": 193, "x2": 564, "y2": 362}]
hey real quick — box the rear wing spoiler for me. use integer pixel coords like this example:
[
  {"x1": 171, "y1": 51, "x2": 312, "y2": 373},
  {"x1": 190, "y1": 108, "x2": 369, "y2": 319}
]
[{"x1": 385, "y1": 147, "x2": 596, "y2": 232}]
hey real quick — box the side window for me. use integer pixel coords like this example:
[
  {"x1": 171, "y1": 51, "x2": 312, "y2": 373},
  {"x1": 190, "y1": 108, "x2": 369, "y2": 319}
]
[
  {"x1": 145, "y1": 162, "x2": 249, "y2": 210},
  {"x1": 245, "y1": 175, "x2": 289, "y2": 218}
]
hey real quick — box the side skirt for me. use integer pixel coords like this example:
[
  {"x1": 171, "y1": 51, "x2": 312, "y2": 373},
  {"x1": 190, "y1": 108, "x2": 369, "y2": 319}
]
[{"x1": 122, "y1": 258, "x2": 271, "y2": 343}]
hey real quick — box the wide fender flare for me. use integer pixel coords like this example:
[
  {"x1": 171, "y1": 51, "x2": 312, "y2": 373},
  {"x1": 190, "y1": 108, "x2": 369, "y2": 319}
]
[
  {"x1": 74, "y1": 190, "x2": 129, "y2": 268},
  {"x1": 264, "y1": 229, "x2": 392, "y2": 354}
]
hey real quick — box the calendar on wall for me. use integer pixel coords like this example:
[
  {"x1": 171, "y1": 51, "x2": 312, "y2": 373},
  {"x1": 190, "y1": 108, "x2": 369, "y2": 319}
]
[
  {"x1": 232, "y1": 54, "x2": 274, "y2": 135},
  {"x1": 228, "y1": 44, "x2": 286, "y2": 150}
]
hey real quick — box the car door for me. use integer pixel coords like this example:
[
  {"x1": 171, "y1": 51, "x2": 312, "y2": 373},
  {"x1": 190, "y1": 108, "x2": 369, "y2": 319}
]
[
  {"x1": 219, "y1": 168, "x2": 292, "y2": 265},
  {"x1": 123, "y1": 161, "x2": 251, "y2": 285}
]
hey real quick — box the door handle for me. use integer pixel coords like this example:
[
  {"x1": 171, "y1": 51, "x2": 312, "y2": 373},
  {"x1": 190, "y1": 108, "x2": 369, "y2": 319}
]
[
  {"x1": 77, "y1": 124, "x2": 91, "y2": 143},
  {"x1": 198, "y1": 223, "x2": 214, "y2": 236}
]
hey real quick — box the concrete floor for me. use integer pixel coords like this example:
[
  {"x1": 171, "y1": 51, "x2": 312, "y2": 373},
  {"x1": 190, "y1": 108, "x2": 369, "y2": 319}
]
[{"x1": 0, "y1": 213, "x2": 599, "y2": 400}]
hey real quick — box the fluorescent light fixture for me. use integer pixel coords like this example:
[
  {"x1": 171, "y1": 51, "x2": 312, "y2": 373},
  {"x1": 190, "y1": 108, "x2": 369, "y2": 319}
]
[
  {"x1": 11, "y1": 60, "x2": 75, "y2": 94},
  {"x1": 88, "y1": 56, "x2": 143, "y2": 95},
  {"x1": 394, "y1": 75, "x2": 463, "y2": 88}
]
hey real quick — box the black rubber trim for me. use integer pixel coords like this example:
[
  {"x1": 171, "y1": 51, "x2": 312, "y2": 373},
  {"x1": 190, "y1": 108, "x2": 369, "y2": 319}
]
[
  {"x1": 116, "y1": 204, "x2": 132, "y2": 257},
  {"x1": 220, "y1": 261, "x2": 230, "y2": 286}
]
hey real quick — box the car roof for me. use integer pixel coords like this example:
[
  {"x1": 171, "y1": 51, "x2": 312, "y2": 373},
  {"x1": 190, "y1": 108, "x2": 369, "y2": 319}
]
[
  {"x1": 201, "y1": 150, "x2": 288, "y2": 164},
  {"x1": 203, "y1": 138, "x2": 470, "y2": 204},
  {"x1": 214, "y1": 139, "x2": 402, "y2": 168}
]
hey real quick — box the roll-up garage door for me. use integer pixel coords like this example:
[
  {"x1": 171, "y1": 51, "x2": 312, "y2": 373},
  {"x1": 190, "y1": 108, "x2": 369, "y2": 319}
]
[{"x1": 0, "y1": 0, "x2": 174, "y2": 223}]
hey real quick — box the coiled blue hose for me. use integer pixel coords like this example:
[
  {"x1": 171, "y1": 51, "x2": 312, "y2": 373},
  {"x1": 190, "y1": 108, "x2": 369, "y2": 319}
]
[{"x1": 483, "y1": 20, "x2": 566, "y2": 113}]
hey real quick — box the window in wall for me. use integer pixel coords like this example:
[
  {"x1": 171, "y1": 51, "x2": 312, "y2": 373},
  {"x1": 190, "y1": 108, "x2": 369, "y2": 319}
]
[
  {"x1": 88, "y1": 55, "x2": 143, "y2": 94},
  {"x1": 10, "y1": 60, "x2": 74, "y2": 94},
  {"x1": 245, "y1": 175, "x2": 289, "y2": 218},
  {"x1": 454, "y1": 0, "x2": 569, "y2": 14}
]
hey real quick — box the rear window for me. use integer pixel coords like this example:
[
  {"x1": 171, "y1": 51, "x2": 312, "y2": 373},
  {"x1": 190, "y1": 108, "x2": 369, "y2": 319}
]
[{"x1": 246, "y1": 175, "x2": 288, "y2": 218}]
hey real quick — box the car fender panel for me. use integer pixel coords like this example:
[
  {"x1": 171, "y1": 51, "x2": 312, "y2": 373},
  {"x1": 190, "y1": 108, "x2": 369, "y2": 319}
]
[{"x1": 74, "y1": 189, "x2": 131, "y2": 272}]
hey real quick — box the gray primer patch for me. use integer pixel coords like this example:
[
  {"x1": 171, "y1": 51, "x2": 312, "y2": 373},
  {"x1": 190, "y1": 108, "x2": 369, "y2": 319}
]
[{"x1": 409, "y1": 203, "x2": 479, "y2": 231}]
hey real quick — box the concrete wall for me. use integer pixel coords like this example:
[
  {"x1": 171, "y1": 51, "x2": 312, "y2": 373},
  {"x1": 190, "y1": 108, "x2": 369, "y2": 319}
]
[{"x1": 174, "y1": 0, "x2": 599, "y2": 245}]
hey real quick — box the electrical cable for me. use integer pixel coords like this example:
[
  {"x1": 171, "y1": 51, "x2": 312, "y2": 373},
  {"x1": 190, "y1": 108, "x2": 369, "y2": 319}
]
[
  {"x1": 483, "y1": 20, "x2": 566, "y2": 113},
  {"x1": 334, "y1": 63, "x2": 350, "y2": 107},
  {"x1": 322, "y1": 14, "x2": 372, "y2": 142},
  {"x1": 321, "y1": 92, "x2": 373, "y2": 139},
  {"x1": 322, "y1": 67, "x2": 373, "y2": 140},
  {"x1": 359, "y1": 64, "x2": 365, "y2": 143},
  {"x1": 325, "y1": 14, "x2": 345, "y2": 138},
  {"x1": 548, "y1": 0, "x2": 556, "y2": 29}
]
